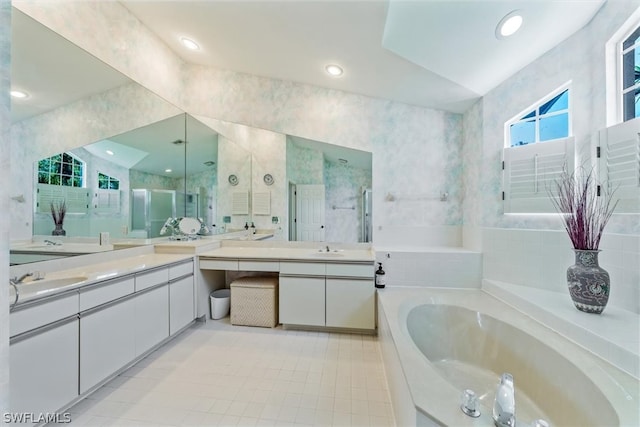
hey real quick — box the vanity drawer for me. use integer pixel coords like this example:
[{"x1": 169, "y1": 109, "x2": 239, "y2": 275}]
[
  {"x1": 135, "y1": 268, "x2": 169, "y2": 291},
  {"x1": 200, "y1": 259, "x2": 239, "y2": 271},
  {"x1": 280, "y1": 262, "x2": 325, "y2": 276},
  {"x1": 326, "y1": 263, "x2": 373, "y2": 278},
  {"x1": 169, "y1": 260, "x2": 193, "y2": 280},
  {"x1": 238, "y1": 260, "x2": 279, "y2": 272},
  {"x1": 80, "y1": 277, "x2": 135, "y2": 311},
  {"x1": 10, "y1": 293, "x2": 79, "y2": 337}
]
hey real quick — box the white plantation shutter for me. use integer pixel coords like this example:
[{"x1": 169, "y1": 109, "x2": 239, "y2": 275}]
[
  {"x1": 599, "y1": 118, "x2": 640, "y2": 213},
  {"x1": 93, "y1": 189, "x2": 121, "y2": 214},
  {"x1": 36, "y1": 184, "x2": 89, "y2": 214},
  {"x1": 503, "y1": 137, "x2": 575, "y2": 213}
]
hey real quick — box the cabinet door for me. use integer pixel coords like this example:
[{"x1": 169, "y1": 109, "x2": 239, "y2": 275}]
[
  {"x1": 279, "y1": 276, "x2": 325, "y2": 326},
  {"x1": 80, "y1": 298, "x2": 136, "y2": 393},
  {"x1": 10, "y1": 318, "x2": 79, "y2": 416},
  {"x1": 135, "y1": 284, "x2": 169, "y2": 356},
  {"x1": 169, "y1": 275, "x2": 195, "y2": 335},
  {"x1": 326, "y1": 278, "x2": 375, "y2": 330}
]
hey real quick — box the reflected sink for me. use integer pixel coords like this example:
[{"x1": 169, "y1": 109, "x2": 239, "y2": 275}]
[{"x1": 22, "y1": 276, "x2": 88, "y2": 288}]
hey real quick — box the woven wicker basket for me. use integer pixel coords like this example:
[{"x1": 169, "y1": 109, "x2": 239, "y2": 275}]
[{"x1": 230, "y1": 276, "x2": 279, "y2": 328}]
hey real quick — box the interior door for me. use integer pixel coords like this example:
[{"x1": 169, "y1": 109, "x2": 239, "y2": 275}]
[{"x1": 296, "y1": 184, "x2": 325, "y2": 241}]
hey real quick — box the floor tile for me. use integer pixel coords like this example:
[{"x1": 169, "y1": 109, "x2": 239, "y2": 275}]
[{"x1": 62, "y1": 320, "x2": 395, "y2": 427}]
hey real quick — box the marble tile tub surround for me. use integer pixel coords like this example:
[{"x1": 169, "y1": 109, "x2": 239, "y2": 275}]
[
  {"x1": 0, "y1": 0, "x2": 10, "y2": 414},
  {"x1": 485, "y1": 280, "x2": 640, "y2": 379},
  {"x1": 374, "y1": 248, "x2": 481, "y2": 289},
  {"x1": 483, "y1": 227, "x2": 640, "y2": 315}
]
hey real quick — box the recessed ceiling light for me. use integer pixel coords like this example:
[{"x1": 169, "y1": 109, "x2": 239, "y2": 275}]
[
  {"x1": 10, "y1": 90, "x2": 29, "y2": 99},
  {"x1": 165, "y1": 168, "x2": 172, "y2": 173},
  {"x1": 496, "y1": 11, "x2": 523, "y2": 39},
  {"x1": 180, "y1": 37, "x2": 199, "y2": 51},
  {"x1": 106, "y1": 150, "x2": 114, "y2": 156},
  {"x1": 325, "y1": 64, "x2": 343, "y2": 77}
]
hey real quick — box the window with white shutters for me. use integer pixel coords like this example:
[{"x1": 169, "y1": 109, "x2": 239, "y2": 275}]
[
  {"x1": 36, "y1": 184, "x2": 89, "y2": 214},
  {"x1": 598, "y1": 118, "x2": 640, "y2": 213},
  {"x1": 503, "y1": 137, "x2": 575, "y2": 213},
  {"x1": 93, "y1": 189, "x2": 121, "y2": 214}
]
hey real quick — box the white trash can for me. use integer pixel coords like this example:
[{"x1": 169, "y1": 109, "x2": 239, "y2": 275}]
[{"x1": 210, "y1": 289, "x2": 231, "y2": 319}]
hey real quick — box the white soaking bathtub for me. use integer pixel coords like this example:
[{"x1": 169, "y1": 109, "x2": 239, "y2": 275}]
[{"x1": 377, "y1": 288, "x2": 639, "y2": 427}]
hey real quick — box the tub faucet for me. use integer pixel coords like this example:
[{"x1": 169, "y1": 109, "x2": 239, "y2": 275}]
[{"x1": 493, "y1": 373, "x2": 516, "y2": 427}]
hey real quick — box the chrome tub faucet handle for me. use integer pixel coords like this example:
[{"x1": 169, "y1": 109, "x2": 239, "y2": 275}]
[{"x1": 493, "y1": 373, "x2": 516, "y2": 427}]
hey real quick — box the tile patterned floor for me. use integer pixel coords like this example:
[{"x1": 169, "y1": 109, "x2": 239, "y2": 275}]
[{"x1": 62, "y1": 319, "x2": 395, "y2": 427}]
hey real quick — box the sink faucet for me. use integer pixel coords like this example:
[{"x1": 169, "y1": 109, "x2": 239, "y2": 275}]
[
  {"x1": 10, "y1": 272, "x2": 33, "y2": 285},
  {"x1": 493, "y1": 373, "x2": 516, "y2": 427}
]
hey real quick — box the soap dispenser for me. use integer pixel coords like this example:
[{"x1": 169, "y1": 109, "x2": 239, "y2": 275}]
[
  {"x1": 375, "y1": 262, "x2": 386, "y2": 289},
  {"x1": 250, "y1": 222, "x2": 256, "y2": 234},
  {"x1": 244, "y1": 222, "x2": 249, "y2": 230}
]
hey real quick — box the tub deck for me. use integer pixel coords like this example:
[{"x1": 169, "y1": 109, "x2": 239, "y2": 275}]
[{"x1": 377, "y1": 287, "x2": 639, "y2": 427}]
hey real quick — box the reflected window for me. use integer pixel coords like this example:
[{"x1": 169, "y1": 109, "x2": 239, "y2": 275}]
[
  {"x1": 98, "y1": 172, "x2": 120, "y2": 190},
  {"x1": 37, "y1": 152, "x2": 84, "y2": 187},
  {"x1": 507, "y1": 88, "x2": 570, "y2": 147},
  {"x1": 622, "y1": 25, "x2": 640, "y2": 121}
]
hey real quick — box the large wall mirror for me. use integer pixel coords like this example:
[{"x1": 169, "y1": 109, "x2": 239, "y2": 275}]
[
  {"x1": 199, "y1": 117, "x2": 373, "y2": 244},
  {"x1": 9, "y1": 7, "x2": 373, "y2": 266},
  {"x1": 30, "y1": 114, "x2": 224, "y2": 240}
]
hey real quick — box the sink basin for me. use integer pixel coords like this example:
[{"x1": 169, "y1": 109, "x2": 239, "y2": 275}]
[
  {"x1": 313, "y1": 252, "x2": 344, "y2": 257},
  {"x1": 22, "y1": 276, "x2": 88, "y2": 288}
]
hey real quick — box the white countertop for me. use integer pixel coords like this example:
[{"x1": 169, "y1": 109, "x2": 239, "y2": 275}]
[
  {"x1": 10, "y1": 253, "x2": 193, "y2": 305},
  {"x1": 199, "y1": 245, "x2": 375, "y2": 262},
  {"x1": 10, "y1": 241, "x2": 114, "y2": 254}
]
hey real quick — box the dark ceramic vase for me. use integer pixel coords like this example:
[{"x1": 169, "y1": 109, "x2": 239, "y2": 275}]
[
  {"x1": 52, "y1": 224, "x2": 66, "y2": 236},
  {"x1": 567, "y1": 250, "x2": 609, "y2": 314}
]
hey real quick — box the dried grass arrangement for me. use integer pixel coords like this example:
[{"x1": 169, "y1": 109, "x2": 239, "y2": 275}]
[
  {"x1": 549, "y1": 167, "x2": 618, "y2": 250},
  {"x1": 50, "y1": 200, "x2": 67, "y2": 226}
]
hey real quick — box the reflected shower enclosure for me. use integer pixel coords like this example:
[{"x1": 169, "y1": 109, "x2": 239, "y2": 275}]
[
  {"x1": 362, "y1": 188, "x2": 372, "y2": 243},
  {"x1": 130, "y1": 189, "x2": 199, "y2": 238}
]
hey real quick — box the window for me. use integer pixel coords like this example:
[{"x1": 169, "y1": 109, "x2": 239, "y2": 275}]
[
  {"x1": 503, "y1": 136, "x2": 575, "y2": 213},
  {"x1": 98, "y1": 172, "x2": 120, "y2": 190},
  {"x1": 622, "y1": 25, "x2": 640, "y2": 122},
  {"x1": 503, "y1": 86, "x2": 575, "y2": 213},
  {"x1": 38, "y1": 153, "x2": 84, "y2": 187},
  {"x1": 598, "y1": 119, "x2": 640, "y2": 213},
  {"x1": 507, "y1": 88, "x2": 570, "y2": 147}
]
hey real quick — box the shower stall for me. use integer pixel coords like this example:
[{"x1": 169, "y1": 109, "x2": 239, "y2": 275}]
[{"x1": 130, "y1": 189, "x2": 199, "y2": 238}]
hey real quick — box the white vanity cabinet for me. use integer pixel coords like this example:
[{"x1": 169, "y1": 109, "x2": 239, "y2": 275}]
[
  {"x1": 279, "y1": 275, "x2": 326, "y2": 326},
  {"x1": 326, "y1": 278, "x2": 375, "y2": 329},
  {"x1": 169, "y1": 276, "x2": 195, "y2": 335},
  {"x1": 169, "y1": 261, "x2": 195, "y2": 335},
  {"x1": 10, "y1": 315, "x2": 79, "y2": 418},
  {"x1": 9, "y1": 256, "x2": 197, "y2": 416},
  {"x1": 279, "y1": 261, "x2": 374, "y2": 331},
  {"x1": 80, "y1": 294, "x2": 136, "y2": 393},
  {"x1": 134, "y1": 284, "x2": 169, "y2": 356}
]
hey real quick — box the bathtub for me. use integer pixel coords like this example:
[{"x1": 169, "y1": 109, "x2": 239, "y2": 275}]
[{"x1": 377, "y1": 288, "x2": 639, "y2": 426}]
